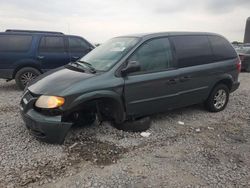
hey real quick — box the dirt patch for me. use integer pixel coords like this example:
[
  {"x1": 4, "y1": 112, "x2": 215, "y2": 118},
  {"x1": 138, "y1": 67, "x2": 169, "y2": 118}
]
[
  {"x1": 0, "y1": 132, "x2": 129, "y2": 187},
  {"x1": 65, "y1": 135, "x2": 128, "y2": 166},
  {"x1": 12, "y1": 137, "x2": 127, "y2": 187}
]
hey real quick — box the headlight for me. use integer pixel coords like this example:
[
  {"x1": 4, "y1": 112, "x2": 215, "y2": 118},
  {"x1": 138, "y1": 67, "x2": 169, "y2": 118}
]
[{"x1": 35, "y1": 96, "x2": 65, "y2": 109}]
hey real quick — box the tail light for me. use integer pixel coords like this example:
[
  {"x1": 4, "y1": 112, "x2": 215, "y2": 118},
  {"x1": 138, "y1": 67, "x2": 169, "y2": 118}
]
[{"x1": 236, "y1": 56, "x2": 242, "y2": 73}]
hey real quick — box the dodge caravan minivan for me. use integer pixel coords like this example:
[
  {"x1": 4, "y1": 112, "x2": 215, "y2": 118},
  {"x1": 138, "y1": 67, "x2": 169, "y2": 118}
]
[
  {"x1": 0, "y1": 29, "x2": 94, "y2": 89},
  {"x1": 20, "y1": 32, "x2": 240, "y2": 144}
]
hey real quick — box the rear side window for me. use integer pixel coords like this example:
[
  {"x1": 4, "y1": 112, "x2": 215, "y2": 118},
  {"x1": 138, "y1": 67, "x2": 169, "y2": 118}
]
[
  {"x1": 171, "y1": 36, "x2": 213, "y2": 68},
  {"x1": 69, "y1": 37, "x2": 89, "y2": 52},
  {"x1": 0, "y1": 35, "x2": 32, "y2": 52},
  {"x1": 39, "y1": 36, "x2": 65, "y2": 53},
  {"x1": 129, "y1": 38, "x2": 174, "y2": 73},
  {"x1": 208, "y1": 36, "x2": 237, "y2": 61}
]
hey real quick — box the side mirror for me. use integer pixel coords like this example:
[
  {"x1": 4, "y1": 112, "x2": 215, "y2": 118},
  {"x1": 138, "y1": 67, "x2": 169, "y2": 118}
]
[{"x1": 121, "y1": 61, "x2": 141, "y2": 76}]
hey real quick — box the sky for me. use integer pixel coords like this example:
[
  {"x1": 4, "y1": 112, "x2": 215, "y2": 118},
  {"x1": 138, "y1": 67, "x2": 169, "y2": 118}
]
[{"x1": 0, "y1": 0, "x2": 249, "y2": 43}]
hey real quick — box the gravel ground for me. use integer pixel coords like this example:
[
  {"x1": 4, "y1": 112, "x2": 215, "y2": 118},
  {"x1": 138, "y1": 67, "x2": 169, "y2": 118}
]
[{"x1": 0, "y1": 73, "x2": 249, "y2": 187}]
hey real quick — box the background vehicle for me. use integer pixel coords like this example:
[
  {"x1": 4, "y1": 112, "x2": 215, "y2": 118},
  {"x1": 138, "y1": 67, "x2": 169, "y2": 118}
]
[
  {"x1": 236, "y1": 46, "x2": 250, "y2": 72},
  {"x1": 20, "y1": 32, "x2": 240, "y2": 144},
  {"x1": 0, "y1": 29, "x2": 94, "y2": 89}
]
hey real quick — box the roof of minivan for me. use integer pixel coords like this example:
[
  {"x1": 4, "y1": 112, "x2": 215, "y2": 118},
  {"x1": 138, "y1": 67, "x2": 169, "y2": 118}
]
[{"x1": 120, "y1": 31, "x2": 221, "y2": 39}]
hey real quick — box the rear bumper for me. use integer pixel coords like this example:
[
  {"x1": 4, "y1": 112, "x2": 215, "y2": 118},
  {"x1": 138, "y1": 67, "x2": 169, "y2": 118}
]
[
  {"x1": 231, "y1": 81, "x2": 240, "y2": 93},
  {"x1": 20, "y1": 109, "x2": 72, "y2": 144}
]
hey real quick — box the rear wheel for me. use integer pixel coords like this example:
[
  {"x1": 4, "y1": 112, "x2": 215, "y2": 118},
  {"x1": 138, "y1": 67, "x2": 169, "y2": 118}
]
[
  {"x1": 205, "y1": 84, "x2": 229, "y2": 112},
  {"x1": 15, "y1": 67, "x2": 41, "y2": 90}
]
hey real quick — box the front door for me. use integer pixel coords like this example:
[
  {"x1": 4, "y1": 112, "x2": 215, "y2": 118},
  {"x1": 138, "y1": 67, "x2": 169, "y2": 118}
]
[
  {"x1": 37, "y1": 36, "x2": 70, "y2": 71},
  {"x1": 124, "y1": 37, "x2": 180, "y2": 117}
]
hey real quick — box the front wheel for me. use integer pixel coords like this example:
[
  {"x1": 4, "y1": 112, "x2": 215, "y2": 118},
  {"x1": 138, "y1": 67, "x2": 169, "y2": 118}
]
[
  {"x1": 15, "y1": 67, "x2": 41, "y2": 90},
  {"x1": 205, "y1": 84, "x2": 229, "y2": 112}
]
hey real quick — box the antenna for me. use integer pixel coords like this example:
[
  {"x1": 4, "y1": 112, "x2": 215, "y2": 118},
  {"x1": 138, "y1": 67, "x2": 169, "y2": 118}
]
[{"x1": 67, "y1": 23, "x2": 70, "y2": 34}]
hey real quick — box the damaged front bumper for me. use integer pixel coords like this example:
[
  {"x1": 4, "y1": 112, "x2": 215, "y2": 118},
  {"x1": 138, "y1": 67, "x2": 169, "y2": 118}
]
[{"x1": 20, "y1": 91, "x2": 72, "y2": 144}]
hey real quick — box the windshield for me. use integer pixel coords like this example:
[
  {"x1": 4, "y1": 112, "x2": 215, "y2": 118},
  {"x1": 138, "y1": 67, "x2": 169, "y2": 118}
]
[{"x1": 80, "y1": 37, "x2": 140, "y2": 71}]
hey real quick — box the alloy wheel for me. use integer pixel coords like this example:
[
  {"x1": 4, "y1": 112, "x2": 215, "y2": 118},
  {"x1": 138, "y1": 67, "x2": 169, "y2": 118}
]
[
  {"x1": 20, "y1": 72, "x2": 37, "y2": 86},
  {"x1": 213, "y1": 89, "x2": 227, "y2": 110}
]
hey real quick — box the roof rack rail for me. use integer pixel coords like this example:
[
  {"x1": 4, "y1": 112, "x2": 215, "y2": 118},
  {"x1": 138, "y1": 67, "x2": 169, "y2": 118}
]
[{"x1": 5, "y1": 29, "x2": 64, "y2": 35}]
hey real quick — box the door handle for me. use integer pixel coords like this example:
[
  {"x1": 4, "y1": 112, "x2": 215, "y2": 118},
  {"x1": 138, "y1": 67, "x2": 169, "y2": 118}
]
[
  {"x1": 166, "y1": 79, "x2": 177, "y2": 85},
  {"x1": 179, "y1": 76, "x2": 191, "y2": 82},
  {"x1": 37, "y1": 56, "x2": 44, "y2": 59},
  {"x1": 72, "y1": 56, "x2": 80, "y2": 59}
]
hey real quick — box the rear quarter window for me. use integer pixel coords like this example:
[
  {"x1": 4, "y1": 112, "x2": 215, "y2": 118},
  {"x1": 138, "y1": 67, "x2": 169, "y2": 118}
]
[
  {"x1": 68, "y1": 37, "x2": 90, "y2": 52},
  {"x1": 208, "y1": 35, "x2": 237, "y2": 61},
  {"x1": 171, "y1": 35, "x2": 213, "y2": 68},
  {"x1": 39, "y1": 36, "x2": 65, "y2": 53},
  {"x1": 0, "y1": 35, "x2": 32, "y2": 52}
]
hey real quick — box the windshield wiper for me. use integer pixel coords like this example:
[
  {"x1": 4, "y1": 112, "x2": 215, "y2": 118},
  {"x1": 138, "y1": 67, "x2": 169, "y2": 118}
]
[
  {"x1": 77, "y1": 60, "x2": 97, "y2": 73},
  {"x1": 68, "y1": 61, "x2": 96, "y2": 73},
  {"x1": 67, "y1": 62, "x2": 84, "y2": 71}
]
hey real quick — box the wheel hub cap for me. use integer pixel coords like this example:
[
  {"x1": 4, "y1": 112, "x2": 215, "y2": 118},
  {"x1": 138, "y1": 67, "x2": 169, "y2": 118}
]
[
  {"x1": 213, "y1": 89, "x2": 227, "y2": 110},
  {"x1": 20, "y1": 72, "x2": 37, "y2": 85}
]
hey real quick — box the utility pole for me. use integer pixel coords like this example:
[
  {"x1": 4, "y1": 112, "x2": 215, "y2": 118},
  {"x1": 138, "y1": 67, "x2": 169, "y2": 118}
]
[{"x1": 244, "y1": 17, "x2": 250, "y2": 43}]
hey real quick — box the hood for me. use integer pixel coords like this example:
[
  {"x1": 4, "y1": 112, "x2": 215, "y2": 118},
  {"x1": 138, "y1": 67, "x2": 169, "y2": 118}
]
[{"x1": 28, "y1": 67, "x2": 95, "y2": 96}]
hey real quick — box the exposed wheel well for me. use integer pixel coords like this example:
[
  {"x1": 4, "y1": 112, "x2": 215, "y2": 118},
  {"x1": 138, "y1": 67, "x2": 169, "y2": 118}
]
[
  {"x1": 65, "y1": 97, "x2": 125, "y2": 124},
  {"x1": 12, "y1": 65, "x2": 42, "y2": 79}
]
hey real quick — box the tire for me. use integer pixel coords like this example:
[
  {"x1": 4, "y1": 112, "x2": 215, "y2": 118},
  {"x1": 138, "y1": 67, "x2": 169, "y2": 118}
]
[
  {"x1": 113, "y1": 117, "x2": 151, "y2": 132},
  {"x1": 15, "y1": 67, "x2": 41, "y2": 90},
  {"x1": 205, "y1": 84, "x2": 229, "y2": 112}
]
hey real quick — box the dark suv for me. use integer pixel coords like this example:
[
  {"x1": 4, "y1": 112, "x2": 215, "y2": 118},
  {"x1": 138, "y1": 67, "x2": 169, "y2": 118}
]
[
  {"x1": 0, "y1": 30, "x2": 94, "y2": 89},
  {"x1": 20, "y1": 32, "x2": 240, "y2": 144},
  {"x1": 236, "y1": 46, "x2": 250, "y2": 72}
]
